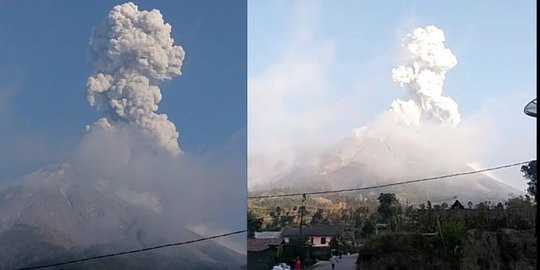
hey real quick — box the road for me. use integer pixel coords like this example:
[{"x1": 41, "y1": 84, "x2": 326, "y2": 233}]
[{"x1": 311, "y1": 254, "x2": 357, "y2": 270}]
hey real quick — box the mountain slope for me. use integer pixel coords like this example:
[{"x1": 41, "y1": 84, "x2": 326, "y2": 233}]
[
  {"x1": 252, "y1": 128, "x2": 524, "y2": 204},
  {"x1": 0, "y1": 164, "x2": 245, "y2": 269}
]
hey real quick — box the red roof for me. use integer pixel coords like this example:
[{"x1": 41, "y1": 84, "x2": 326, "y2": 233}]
[{"x1": 247, "y1": 238, "x2": 284, "y2": 252}]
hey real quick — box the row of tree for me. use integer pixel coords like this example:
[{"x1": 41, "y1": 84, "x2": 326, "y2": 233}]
[
  {"x1": 249, "y1": 160, "x2": 537, "y2": 238},
  {"x1": 248, "y1": 193, "x2": 536, "y2": 239}
]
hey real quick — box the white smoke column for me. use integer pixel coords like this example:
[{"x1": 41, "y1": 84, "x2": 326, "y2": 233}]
[
  {"x1": 86, "y1": 2, "x2": 185, "y2": 156},
  {"x1": 391, "y1": 25, "x2": 461, "y2": 127}
]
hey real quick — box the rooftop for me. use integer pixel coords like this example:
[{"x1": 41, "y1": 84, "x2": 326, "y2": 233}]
[
  {"x1": 281, "y1": 224, "x2": 345, "y2": 237},
  {"x1": 254, "y1": 231, "x2": 282, "y2": 239},
  {"x1": 247, "y1": 238, "x2": 285, "y2": 252}
]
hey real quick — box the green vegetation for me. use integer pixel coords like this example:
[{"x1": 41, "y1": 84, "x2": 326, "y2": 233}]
[
  {"x1": 247, "y1": 210, "x2": 263, "y2": 238},
  {"x1": 249, "y1": 192, "x2": 535, "y2": 241},
  {"x1": 285, "y1": 236, "x2": 316, "y2": 268},
  {"x1": 360, "y1": 220, "x2": 375, "y2": 239},
  {"x1": 249, "y1": 190, "x2": 536, "y2": 269},
  {"x1": 377, "y1": 193, "x2": 402, "y2": 222},
  {"x1": 438, "y1": 221, "x2": 464, "y2": 269},
  {"x1": 521, "y1": 160, "x2": 537, "y2": 201},
  {"x1": 377, "y1": 193, "x2": 402, "y2": 231},
  {"x1": 357, "y1": 232, "x2": 453, "y2": 270}
]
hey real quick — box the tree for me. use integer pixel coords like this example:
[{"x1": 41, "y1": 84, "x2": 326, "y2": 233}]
[
  {"x1": 360, "y1": 220, "x2": 375, "y2": 239},
  {"x1": 248, "y1": 210, "x2": 263, "y2": 238},
  {"x1": 476, "y1": 202, "x2": 487, "y2": 210},
  {"x1": 377, "y1": 193, "x2": 401, "y2": 223},
  {"x1": 296, "y1": 206, "x2": 310, "y2": 226},
  {"x1": 352, "y1": 206, "x2": 370, "y2": 228},
  {"x1": 441, "y1": 202, "x2": 449, "y2": 210},
  {"x1": 329, "y1": 235, "x2": 343, "y2": 252},
  {"x1": 268, "y1": 207, "x2": 296, "y2": 228},
  {"x1": 310, "y1": 208, "x2": 325, "y2": 224},
  {"x1": 269, "y1": 206, "x2": 283, "y2": 227},
  {"x1": 339, "y1": 208, "x2": 351, "y2": 223},
  {"x1": 521, "y1": 160, "x2": 537, "y2": 200},
  {"x1": 270, "y1": 210, "x2": 296, "y2": 228},
  {"x1": 505, "y1": 195, "x2": 533, "y2": 209},
  {"x1": 505, "y1": 195, "x2": 534, "y2": 230},
  {"x1": 288, "y1": 236, "x2": 310, "y2": 264}
]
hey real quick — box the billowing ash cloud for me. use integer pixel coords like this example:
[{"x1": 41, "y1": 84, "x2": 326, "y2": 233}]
[
  {"x1": 86, "y1": 2, "x2": 185, "y2": 156},
  {"x1": 390, "y1": 25, "x2": 461, "y2": 127}
]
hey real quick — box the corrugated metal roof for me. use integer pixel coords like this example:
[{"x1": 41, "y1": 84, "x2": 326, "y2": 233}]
[
  {"x1": 247, "y1": 238, "x2": 284, "y2": 252},
  {"x1": 281, "y1": 224, "x2": 345, "y2": 237},
  {"x1": 254, "y1": 231, "x2": 282, "y2": 239}
]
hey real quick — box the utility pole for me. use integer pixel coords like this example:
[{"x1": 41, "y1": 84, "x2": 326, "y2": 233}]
[{"x1": 299, "y1": 194, "x2": 306, "y2": 236}]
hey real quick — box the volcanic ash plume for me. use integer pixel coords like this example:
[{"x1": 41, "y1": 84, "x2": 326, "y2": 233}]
[
  {"x1": 390, "y1": 25, "x2": 461, "y2": 127},
  {"x1": 86, "y1": 2, "x2": 185, "y2": 156}
]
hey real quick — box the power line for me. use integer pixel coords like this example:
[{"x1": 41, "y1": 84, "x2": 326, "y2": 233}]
[
  {"x1": 15, "y1": 230, "x2": 247, "y2": 270},
  {"x1": 248, "y1": 160, "x2": 532, "y2": 199},
  {"x1": 249, "y1": 205, "x2": 367, "y2": 213},
  {"x1": 249, "y1": 195, "x2": 458, "y2": 210}
]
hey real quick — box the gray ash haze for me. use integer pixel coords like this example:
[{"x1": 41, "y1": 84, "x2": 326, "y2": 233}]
[
  {"x1": 248, "y1": 13, "x2": 531, "y2": 202},
  {"x1": 0, "y1": 2, "x2": 245, "y2": 269}
]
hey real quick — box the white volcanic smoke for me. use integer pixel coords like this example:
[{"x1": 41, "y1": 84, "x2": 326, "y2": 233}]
[
  {"x1": 86, "y1": 2, "x2": 185, "y2": 156},
  {"x1": 249, "y1": 23, "x2": 501, "y2": 196},
  {"x1": 390, "y1": 25, "x2": 461, "y2": 127},
  {"x1": 330, "y1": 25, "x2": 468, "y2": 180}
]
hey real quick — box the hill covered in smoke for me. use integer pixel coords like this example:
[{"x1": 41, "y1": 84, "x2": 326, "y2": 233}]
[
  {"x1": 0, "y1": 2, "x2": 245, "y2": 269},
  {"x1": 249, "y1": 25, "x2": 524, "y2": 203},
  {"x1": 0, "y1": 164, "x2": 244, "y2": 269}
]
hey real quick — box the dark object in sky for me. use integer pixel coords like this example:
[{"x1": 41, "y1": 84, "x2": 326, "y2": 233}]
[{"x1": 524, "y1": 98, "x2": 536, "y2": 118}]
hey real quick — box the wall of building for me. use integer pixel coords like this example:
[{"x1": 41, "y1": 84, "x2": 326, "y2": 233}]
[{"x1": 310, "y1": 236, "x2": 332, "y2": 247}]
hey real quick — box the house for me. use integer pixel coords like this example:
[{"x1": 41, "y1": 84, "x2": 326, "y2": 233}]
[
  {"x1": 247, "y1": 238, "x2": 285, "y2": 270},
  {"x1": 281, "y1": 224, "x2": 345, "y2": 260},
  {"x1": 281, "y1": 224, "x2": 345, "y2": 247}
]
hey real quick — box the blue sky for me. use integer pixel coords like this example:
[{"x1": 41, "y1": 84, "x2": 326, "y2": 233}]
[
  {"x1": 248, "y1": 1, "x2": 536, "y2": 190},
  {"x1": 0, "y1": 0, "x2": 247, "y2": 187}
]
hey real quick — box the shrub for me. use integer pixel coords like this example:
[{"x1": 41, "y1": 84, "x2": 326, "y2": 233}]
[{"x1": 438, "y1": 221, "x2": 464, "y2": 269}]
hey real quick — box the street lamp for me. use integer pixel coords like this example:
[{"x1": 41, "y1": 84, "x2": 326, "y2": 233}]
[{"x1": 524, "y1": 98, "x2": 537, "y2": 118}]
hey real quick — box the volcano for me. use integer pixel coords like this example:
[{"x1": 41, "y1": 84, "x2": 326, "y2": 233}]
[
  {"x1": 0, "y1": 164, "x2": 245, "y2": 269},
  {"x1": 251, "y1": 126, "x2": 524, "y2": 204}
]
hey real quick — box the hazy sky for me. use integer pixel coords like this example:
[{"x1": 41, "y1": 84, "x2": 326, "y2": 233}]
[
  {"x1": 248, "y1": 0, "x2": 536, "y2": 190},
  {"x1": 0, "y1": 0, "x2": 247, "y2": 188}
]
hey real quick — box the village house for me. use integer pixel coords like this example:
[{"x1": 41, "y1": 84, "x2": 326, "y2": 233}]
[
  {"x1": 281, "y1": 224, "x2": 345, "y2": 259},
  {"x1": 281, "y1": 224, "x2": 345, "y2": 247}
]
